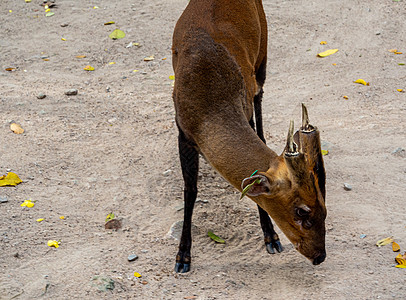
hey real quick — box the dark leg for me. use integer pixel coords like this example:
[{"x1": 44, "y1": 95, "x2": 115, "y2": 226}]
[
  {"x1": 254, "y1": 88, "x2": 266, "y2": 143},
  {"x1": 258, "y1": 205, "x2": 283, "y2": 254},
  {"x1": 174, "y1": 128, "x2": 199, "y2": 273},
  {"x1": 253, "y1": 60, "x2": 283, "y2": 254}
]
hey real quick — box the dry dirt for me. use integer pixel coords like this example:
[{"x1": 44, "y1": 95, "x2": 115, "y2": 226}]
[{"x1": 1, "y1": 0, "x2": 405, "y2": 299}]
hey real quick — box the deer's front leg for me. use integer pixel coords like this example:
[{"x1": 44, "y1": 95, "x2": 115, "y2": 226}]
[{"x1": 175, "y1": 129, "x2": 199, "y2": 273}]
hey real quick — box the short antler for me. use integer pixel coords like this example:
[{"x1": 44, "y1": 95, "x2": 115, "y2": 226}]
[
  {"x1": 301, "y1": 103, "x2": 315, "y2": 132},
  {"x1": 285, "y1": 120, "x2": 299, "y2": 156}
]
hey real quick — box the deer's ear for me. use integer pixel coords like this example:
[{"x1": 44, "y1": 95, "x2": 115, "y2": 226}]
[{"x1": 241, "y1": 174, "x2": 273, "y2": 198}]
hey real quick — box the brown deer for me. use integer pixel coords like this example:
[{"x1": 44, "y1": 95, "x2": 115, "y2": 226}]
[{"x1": 172, "y1": 0, "x2": 327, "y2": 273}]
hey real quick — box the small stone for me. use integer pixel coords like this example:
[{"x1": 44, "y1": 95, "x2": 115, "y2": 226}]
[
  {"x1": 368, "y1": 270, "x2": 374, "y2": 274},
  {"x1": 127, "y1": 254, "x2": 138, "y2": 262},
  {"x1": 343, "y1": 183, "x2": 352, "y2": 191},
  {"x1": 0, "y1": 196, "x2": 8, "y2": 203},
  {"x1": 40, "y1": 55, "x2": 49, "y2": 59},
  {"x1": 37, "y1": 93, "x2": 46, "y2": 99},
  {"x1": 163, "y1": 169, "x2": 172, "y2": 176},
  {"x1": 360, "y1": 234, "x2": 367, "y2": 239},
  {"x1": 60, "y1": 23, "x2": 69, "y2": 27},
  {"x1": 392, "y1": 147, "x2": 406, "y2": 158},
  {"x1": 64, "y1": 89, "x2": 78, "y2": 96}
]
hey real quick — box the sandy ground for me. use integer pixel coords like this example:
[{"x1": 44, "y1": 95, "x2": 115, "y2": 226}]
[{"x1": 1, "y1": 0, "x2": 405, "y2": 299}]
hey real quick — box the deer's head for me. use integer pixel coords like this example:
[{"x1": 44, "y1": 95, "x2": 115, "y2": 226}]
[{"x1": 242, "y1": 104, "x2": 327, "y2": 265}]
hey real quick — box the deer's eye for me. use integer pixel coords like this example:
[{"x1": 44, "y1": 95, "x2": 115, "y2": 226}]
[{"x1": 295, "y1": 206, "x2": 311, "y2": 218}]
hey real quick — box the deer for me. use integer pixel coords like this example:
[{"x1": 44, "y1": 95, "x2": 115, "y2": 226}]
[{"x1": 171, "y1": 0, "x2": 327, "y2": 273}]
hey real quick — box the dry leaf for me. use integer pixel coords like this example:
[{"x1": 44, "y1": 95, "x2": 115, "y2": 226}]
[
  {"x1": 109, "y1": 29, "x2": 126, "y2": 40},
  {"x1": 5, "y1": 67, "x2": 16, "y2": 71},
  {"x1": 84, "y1": 65, "x2": 95, "y2": 71},
  {"x1": 47, "y1": 240, "x2": 59, "y2": 248},
  {"x1": 394, "y1": 52, "x2": 403, "y2": 55},
  {"x1": 144, "y1": 55, "x2": 155, "y2": 61},
  {"x1": 395, "y1": 253, "x2": 406, "y2": 268},
  {"x1": 392, "y1": 242, "x2": 401, "y2": 252},
  {"x1": 0, "y1": 172, "x2": 23, "y2": 187},
  {"x1": 76, "y1": 55, "x2": 86, "y2": 58},
  {"x1": 354, "y1": 79, "x2": 370, "y2": 86},
  {"x1": 376, "y1": 236, "x2": 393, "y2": 247},
  {"x1": 317, "y1": 49, "x2": 338, "y2": 57},
  {"x1": 21, "y1": 200, "x2": 34, "y2": 208},
  {"x1": 10, "y1": 122, "x2": 24, "y2": 134},
  {"x1": 343, "y1": 96, "x2": 349, "y2": 100},
  {"x1": 389, "y1": 49, "x2": 398, "y2": 53}
]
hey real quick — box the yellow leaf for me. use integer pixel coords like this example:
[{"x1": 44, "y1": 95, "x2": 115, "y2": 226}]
[
  {"x1": 104, "y1": 21, "x2": 115, "y2": 25},
  {"x1": 76, "y1": 55, "x2": 86, "y2": 58},
  {"x1": 93, "y1": 6, "x2": 99, "y2": 9},
  {"x1": 47, "y1": 240, "x2": 59, "y2": 248},
  {"x1": 332, "y1": 63, "x2": 337, "y2": 66},
  {"x1": 395, "y1": 253, "x2": 406, "y2": 268},
  {"x1": 317, "y1": 49, "x2": 338, "y2": 57},
  {"x1": 21, "y1": 200, "x2": 34, "y2": 208},
  {"x1": 320, "y1": 41, "x2": 327, "y2": 45},
  {"x1": 109, "y1": 29, "x2": 126, "y2": 40},
  {"x1": 0, "y1": 172, "x2": 23, "y2": 187},
  {"x1": 343, "y1": 96, "x2": 349, "y2": 100},
  {"x1": 84, "y1": 65, "x2": 95, "y2": 71},
  {"x1": 389, "y1": 49, "x2": 398, "y2": 53},
  {"x1": 134, "y1": 272, "x2": 142, "y2": 278},
  {"x1": 25, "y1": 0, "x2": 32, "y2": 2},
  {"x1": 43, "y1": 58, "x2": 49, "y2": 61},
  {"x1": 9, "y1": 10, "x2": 12, "y2": 13},
  {"x1": 36, "y1": 218, "x2": 44, "y2": 222},
  {"x1": 144, "y1": 55, "x2": 155, "y2": 61},
  {"x1": 354, "y1": 79, "x2": 370, "y2": 86},
  {"x1": 392, "y1": 242, "x2": 401, "y2": 252},
  {"x1": 133, "y1": 70, "x2": 139, "y2": 73},
  {"x1": 397, "y1": 89, "x2": 404, "y2": 92},
  {"x1": 108, "y1": 62, "x2": 116, "y2": 65},
  {"x1": 162, "y1": 57, "x2": 167, "y2": 60},
  {"x1": 395, "y1": 52, "x2": 403, "y2": 55},
  {"x1": 61, "y1": 38, "x2": 66, "y2": 41},
  {"x1": 321, "y1": 150, "x2": 329, "y2": 155},
  {"x1": 376, "y1": 236, "x2": 393, "y2": 247},
  {"x1": 169, "y1": 75, "x2": 175, "y2": 80},
  {"x1": 10, "y1": 122, "x2": 24, "y2": 134},
  {"x1": 45, "y1": 8, "x2": 50, "y2": 12},
  {"x1": 60, "y1": 216, "x2": 65, "y2": 220}
]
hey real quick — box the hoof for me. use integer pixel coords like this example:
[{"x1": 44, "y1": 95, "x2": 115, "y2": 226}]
[
  {"x1": 265, "y1": 240, "x2": 283, "y2": 254},
  {"x1": 174, "y1": 262, "x2": 190, "y2": 273}
]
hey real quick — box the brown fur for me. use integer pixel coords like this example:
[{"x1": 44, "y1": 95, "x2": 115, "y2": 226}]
[{"x1": 172, "y1": 0, "x2": 327, "y2": 266}]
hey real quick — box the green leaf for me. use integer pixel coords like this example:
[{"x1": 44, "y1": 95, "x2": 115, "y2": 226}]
[
  {"x1": 105, "y1": 212, "x2": 115, "y2": 222},
  {"x1": 208, "y1": 230, "x2": 225, "y2": 244},
  {"x1": 109, "y1": 29, "x2": 126, "y2": 40},
  {"x1": 240, "y1": 179, "x2": 261, "y2": 199}
]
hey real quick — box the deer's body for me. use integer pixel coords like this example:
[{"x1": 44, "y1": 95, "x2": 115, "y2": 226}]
[{"x1": 172, "y1": 0, "x2": 327, "y2": 273}]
